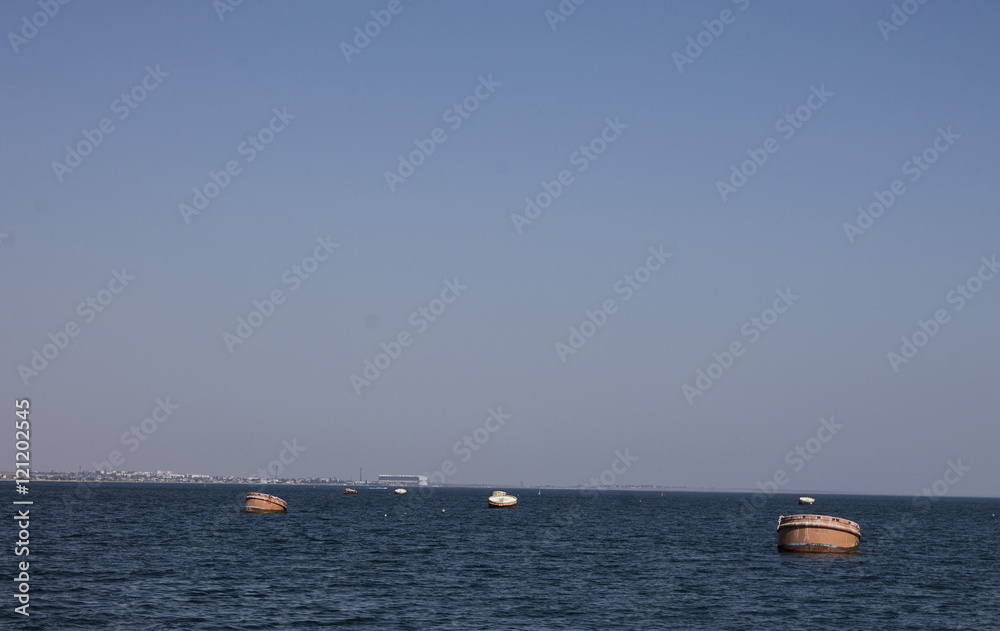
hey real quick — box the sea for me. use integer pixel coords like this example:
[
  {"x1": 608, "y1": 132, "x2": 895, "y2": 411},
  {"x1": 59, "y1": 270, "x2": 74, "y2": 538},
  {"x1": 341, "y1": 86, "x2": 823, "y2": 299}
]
[{"x1": 6, "y1": 482, "x2": 999, "y2": 630}]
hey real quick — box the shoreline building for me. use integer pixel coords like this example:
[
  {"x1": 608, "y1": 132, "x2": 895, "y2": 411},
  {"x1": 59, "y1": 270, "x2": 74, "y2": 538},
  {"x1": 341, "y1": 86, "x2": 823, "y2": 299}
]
[{"x1": 378, "y1": 474, "x2": 428, "y2": 486}]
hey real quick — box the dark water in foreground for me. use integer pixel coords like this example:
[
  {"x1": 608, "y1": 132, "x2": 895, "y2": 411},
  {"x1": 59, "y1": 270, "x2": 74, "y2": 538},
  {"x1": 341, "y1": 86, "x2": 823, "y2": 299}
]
[{"x1": 5, "y1": 483, "x2": 999, "y2": 629}]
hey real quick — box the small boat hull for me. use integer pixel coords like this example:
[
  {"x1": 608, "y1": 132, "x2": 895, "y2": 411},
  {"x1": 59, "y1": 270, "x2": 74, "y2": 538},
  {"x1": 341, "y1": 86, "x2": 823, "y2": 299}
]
[
  {"x1": 244, "y1": 492, "x2": 287, "y2": 513},
  {"x1": 488, "y1": 490, "x2": 517, "y2": 508},
  {"x1": 798, "y1": 496, "x2": 815, "y2": 505},
  {"x1": 394, "y1": 488, "x2": 407, "y2": 495},
  {"x1": 777, "y1": 514, "x2": 860, "y2": 553},
  {"x1": 344, "y1": 488, "x2": 358, "y2": 495}
]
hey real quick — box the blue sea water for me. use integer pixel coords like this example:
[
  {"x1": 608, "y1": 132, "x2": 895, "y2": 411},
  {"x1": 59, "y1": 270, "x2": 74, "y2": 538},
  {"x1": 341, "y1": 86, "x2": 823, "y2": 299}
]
[{"x1": 5, "y1": 483, "x2": 999, "y2": 629}]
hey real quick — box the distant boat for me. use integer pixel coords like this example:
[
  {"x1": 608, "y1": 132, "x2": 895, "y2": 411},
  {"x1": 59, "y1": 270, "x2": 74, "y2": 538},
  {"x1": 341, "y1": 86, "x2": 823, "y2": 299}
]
[
  {"x1": 798, "y1": 496, "x2": 815, "y2": 505},
  {"x1": 777, "y1": 514, "x2": 861, "y2": 553},
  {"x1": 488, "y1": 490, "x2": 517, "y2": 508},
  {"x1": 394, "y1": 488, "x2": 407, "y2": 495},
  {"x1": 344, "y1": 488, "x2": 358, "y2": 495},
  {"x1": 243, "y1": 492, "x2": 287, "y2": 513}
]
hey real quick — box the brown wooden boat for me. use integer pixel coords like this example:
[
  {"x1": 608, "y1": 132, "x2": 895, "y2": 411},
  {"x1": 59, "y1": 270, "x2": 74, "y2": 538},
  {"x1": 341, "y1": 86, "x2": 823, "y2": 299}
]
[
  {"x1": 776, "y1": 514, "x2": 860, "y2": 553},
  {"x1": 243, "y1": 492, "x2": 288, "y2": 513}
]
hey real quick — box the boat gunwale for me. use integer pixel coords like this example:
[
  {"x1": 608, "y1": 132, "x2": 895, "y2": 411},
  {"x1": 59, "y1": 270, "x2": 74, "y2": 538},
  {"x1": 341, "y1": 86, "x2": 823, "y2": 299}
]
[{"x1": 777, "y1": 514, "x2": 861, "y2": 538}]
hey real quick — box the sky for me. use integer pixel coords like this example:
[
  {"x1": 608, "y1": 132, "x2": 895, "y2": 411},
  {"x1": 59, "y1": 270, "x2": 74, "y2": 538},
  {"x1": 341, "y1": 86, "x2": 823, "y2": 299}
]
[{"x1": 2, "y1": 0, "x2": 998, "y2": 496}]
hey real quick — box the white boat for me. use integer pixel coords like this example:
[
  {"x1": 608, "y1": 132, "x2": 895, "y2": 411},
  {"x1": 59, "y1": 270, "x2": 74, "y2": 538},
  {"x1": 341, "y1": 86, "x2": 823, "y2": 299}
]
[
  {"x1": 394, "y1": 488, "x2": 407, "y2": 495},
  {"x1": 488, "y1": 490, "x2": 517, "y2": 508},
  {"x1": 798, "y1": 496, "x2": 815, "y2": 505}
]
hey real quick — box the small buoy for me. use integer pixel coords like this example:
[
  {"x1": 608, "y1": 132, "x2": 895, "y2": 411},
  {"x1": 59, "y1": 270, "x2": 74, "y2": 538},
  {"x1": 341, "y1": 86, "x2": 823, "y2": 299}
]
[{"x1": 441, "y1": 509, "x2": 445, "y2": 512}]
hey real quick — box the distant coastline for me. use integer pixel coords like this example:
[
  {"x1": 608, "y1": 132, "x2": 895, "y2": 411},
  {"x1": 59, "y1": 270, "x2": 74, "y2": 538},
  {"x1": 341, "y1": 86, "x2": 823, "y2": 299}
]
[{"x1": 4, "y1": 474, "x2": 996, "y2": 498}]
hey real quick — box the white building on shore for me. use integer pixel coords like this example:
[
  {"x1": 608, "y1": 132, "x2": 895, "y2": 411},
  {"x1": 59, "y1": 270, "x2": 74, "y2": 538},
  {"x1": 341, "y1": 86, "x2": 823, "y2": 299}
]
[{"x1": 378, "y1": 474, "x2": 428, "y2": 486}]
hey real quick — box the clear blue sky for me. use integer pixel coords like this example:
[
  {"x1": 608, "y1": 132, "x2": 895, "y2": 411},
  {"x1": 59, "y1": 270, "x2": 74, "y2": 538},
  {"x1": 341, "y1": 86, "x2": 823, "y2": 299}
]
[{"x1": 2, "y1": 1, "x2": 998, "y2": 496}]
